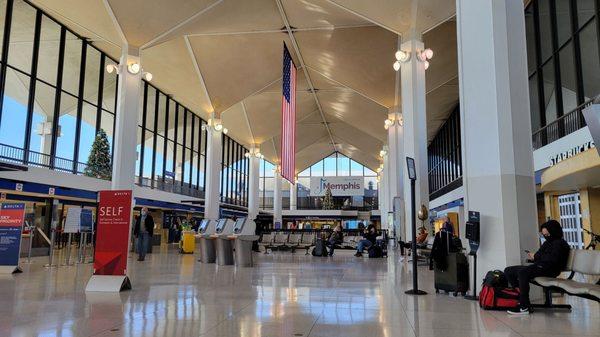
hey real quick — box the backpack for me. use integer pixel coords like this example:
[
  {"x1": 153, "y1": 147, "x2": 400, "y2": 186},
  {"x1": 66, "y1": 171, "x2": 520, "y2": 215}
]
[
  {"x1": 483, "y1": 270, "x2": 508, "y2": 288},
  {"x1": 312, "y1": 239, "x2": 328, "y2": 257},
  {"x1": 368, "y1": 245, "x2": 383, "y2": 258},
  {"x1": 479, "y1": 285, "x2": 520, "y2": 310}
]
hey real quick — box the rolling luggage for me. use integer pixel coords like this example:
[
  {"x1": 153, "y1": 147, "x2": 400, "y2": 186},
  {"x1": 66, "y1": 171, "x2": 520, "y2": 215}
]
[
  {"x1": 180, "y1": 231, "x2": 195, "y2": 254},
  {"x1": 434, "y1": 252, "x2": 469, "y2": 296},
  {"x1": 311, "y1": 238, "x2": 328, "y2": 257},
  {"x1": 368, "y1": 245, "x2": 383, "y2": 258}
]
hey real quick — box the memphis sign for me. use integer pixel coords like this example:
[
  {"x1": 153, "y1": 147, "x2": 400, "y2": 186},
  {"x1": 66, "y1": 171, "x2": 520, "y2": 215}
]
[{"x1": 309, "y1": 176, "x2": 364, "y2": 196}]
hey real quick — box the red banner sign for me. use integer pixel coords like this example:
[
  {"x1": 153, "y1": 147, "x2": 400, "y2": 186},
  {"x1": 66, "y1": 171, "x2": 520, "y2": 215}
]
[{"x1": 94, "y1": 190, "x2": 132, "y2": 276}]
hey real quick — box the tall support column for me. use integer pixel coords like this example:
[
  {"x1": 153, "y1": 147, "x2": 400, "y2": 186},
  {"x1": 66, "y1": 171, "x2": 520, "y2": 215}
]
[
  {"x1": 204, "y1": 122, "x2": 223, "y2": 220},
  {"x1": 387, "y1": 109, "x2": 405, "y2": 239},
  {"x1": 273, "y1": 170, "x2": 283, "y2": 228},
  {"x1": 400, "y1": 38, "x2": 428, "y2": 240},
  {"x1": 290, "y1": 179, "x2": 297, "y2": 210},
  {"x1": 457, "y1": 0, "x2": 539, "y2": 291},
  {"x1": 379, "y1": 150, "x2": 389, "y2": 231},
  {"x1": 247, "y1": 149, "x2": 260, "y2": 221},
  {"x1": 111, "y1": 47, "x2": 142, "y2": 190}
]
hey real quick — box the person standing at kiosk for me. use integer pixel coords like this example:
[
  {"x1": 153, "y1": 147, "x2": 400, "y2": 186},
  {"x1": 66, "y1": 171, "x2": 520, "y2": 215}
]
[{"x1": 134, "y1": 207, "x2": 154, "y2": 261}]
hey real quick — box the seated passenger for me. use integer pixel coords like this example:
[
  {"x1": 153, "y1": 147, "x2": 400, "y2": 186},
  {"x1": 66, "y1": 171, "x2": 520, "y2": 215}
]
[
  {"x1": 326, "y1": 224, "x2": 344, "y2": 256},
  {"x1": 355, "y1": 225, "x2": 377, "y2": 257},
  {"x1": 416, "y1": 226, "x2": 429, "y2": 244},
  {"x1": 504, "y1": 220, "x2": 570, "y2": 315}
]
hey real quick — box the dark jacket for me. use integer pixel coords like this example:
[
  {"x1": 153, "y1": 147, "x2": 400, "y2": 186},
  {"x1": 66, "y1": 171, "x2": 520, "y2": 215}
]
[
  {"x1": 533, "y1": 220, "x2": 570, "y2": 276},
  {"x1": 363, "y1": 231, "x2": 378, "y2": 244},
  {"x1": 134, "y1": 214, "x2": 154, "y2": 237},
  {"x1": 329, "y1": 230, "x2": 344, "y2": 243},
  {"x1": 431, "y1": 231, "x2": 460, "y2": 271}
]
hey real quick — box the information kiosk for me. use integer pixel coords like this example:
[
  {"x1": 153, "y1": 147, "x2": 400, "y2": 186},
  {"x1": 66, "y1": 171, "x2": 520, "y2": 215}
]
[
  {"x1": 214, "y1": 219, "x2": 235, "y2": 266},
  {"x1": 198, "y1": 219, "x2": 217, "y2": 263},
  {"x1": 231, "y1": 217, "x2": 259, "y2": 267}
]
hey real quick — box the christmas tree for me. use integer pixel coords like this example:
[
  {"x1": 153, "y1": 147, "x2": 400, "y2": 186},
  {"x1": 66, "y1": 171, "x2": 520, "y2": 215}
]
[
  {"x1": 321, "y1": 186, "x2": 334, "y2": 210},
  {"x1": 83, "y1": 129, "x2": 112, "y2": 180}
]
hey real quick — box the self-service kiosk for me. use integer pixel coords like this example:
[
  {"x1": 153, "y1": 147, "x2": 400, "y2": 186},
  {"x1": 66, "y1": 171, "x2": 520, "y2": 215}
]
[
  {"x1": 198, "y1": 219, "x2": 217, "y2": 263},
  {"x1": 231, "y1": 217, "x2": 259, "y2": 267},
  {"x1": 214, "y1": 218, "x2": 236, "y2": 266}
]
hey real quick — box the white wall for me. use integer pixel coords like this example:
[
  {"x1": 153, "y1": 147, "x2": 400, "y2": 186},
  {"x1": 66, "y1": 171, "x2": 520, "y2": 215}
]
[{"x1": 533, "y1": 126, "x2": 594, "y2": 171}]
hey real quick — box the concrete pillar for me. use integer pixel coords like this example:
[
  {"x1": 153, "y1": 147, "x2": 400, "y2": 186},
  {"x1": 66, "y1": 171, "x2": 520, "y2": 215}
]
[
  {"x1": 456, "y1": 0, "x2": 539, "y2": 291},
  {"x1": 386, "y1": 109, "x2": 405, "y2": 240},
  {"x1": 247, "y1": 150, "x2": 260, "y2": 221},
  {"x1": 111, "y1": 47, "x2": 142, "y2": 190},
  {"x1": 400, "y1": 38, "x2": 429, "y2": 241},
  {"x1": 273, "y1": 170, "x2": 282, "y2": 228},
  {"x1": 203, "y1": 121, "x2": 223, "y2": 220},
  {"x1": 290, "y1": 179, "x2": 297, "y2": 210}
]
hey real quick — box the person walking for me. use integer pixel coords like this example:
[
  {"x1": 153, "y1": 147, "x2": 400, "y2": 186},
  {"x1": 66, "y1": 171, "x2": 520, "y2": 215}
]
[{"x1": 134, "y1": 207, "x2": 154, "y2": 261}]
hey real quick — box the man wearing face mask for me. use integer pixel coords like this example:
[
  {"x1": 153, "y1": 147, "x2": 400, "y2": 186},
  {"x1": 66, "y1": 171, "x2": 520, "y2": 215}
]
[
  {"x1": 504, "y1": 219, "x2": 570, "y2": 315},
  {"x1": 134, "y1": 207, "x2": 155, "y2": 261}
]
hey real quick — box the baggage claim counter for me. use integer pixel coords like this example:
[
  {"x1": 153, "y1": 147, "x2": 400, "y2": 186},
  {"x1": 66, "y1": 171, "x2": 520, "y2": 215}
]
[{"x1": 197, "y1": 218, "x2": 258, "y2": 267}]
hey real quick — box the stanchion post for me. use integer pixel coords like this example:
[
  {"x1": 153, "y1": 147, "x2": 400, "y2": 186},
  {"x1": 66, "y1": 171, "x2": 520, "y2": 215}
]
[
  {"x1": 27, "y1": 224, "x2": 34, "y2": 263},
  {"x1": 405, "y1": 157, "x2": 427, "y2": 296},
  {"x1": 46, "y1": 229, "x2": 56, "y2": 268},
  {"x1": 65, "y1": 233, "x2": 72, "y2": 266}
]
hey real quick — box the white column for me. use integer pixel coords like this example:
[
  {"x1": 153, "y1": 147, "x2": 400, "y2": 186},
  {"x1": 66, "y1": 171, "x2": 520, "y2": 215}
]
[
  {"x1": 378, "y1": 152, "x2": 389, "y2": 231},
  {"x1": 112, "y1": 46, "x2": 142, "y2": 190},
  {"x1": 387, "y1": 109, "x2": 405, "y2": 239},
  {"x1": 400, "y1": 38, "x2": 429, "y2": 241},
  {"x1": 273, "y1": 171, "x2": 282, "y2": 228},
  {"x1": 247, "y1": 151, "x2": 260, "y2": 221},
  {"x1": 204, "y1": 125, "x2": 223, "y2": 220},
  {"x1": 290, "y1": 179, "x2": 297, "y2": 210},
  {"x1": 457, "y1": 0, "x2": 539, "y2": 292}
]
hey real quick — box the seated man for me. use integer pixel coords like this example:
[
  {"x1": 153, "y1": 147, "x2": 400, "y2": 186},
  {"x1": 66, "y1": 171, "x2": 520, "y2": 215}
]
[
  {"x1": 326, "y1": 224, "x2": 344, "y2": 256},
  {"x1": 504, "y1": 219, "x2": 570, "y2": 315},
  {"x1": 355, "y1": 225, "x2": 377, "y2": 257}
]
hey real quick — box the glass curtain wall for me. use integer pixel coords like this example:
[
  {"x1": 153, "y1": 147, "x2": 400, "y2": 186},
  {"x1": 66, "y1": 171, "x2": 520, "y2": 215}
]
[
  {"x1": 264, "y1": 152, "x2": 378, "y2": 210},
  {"x1": 427, "y1": 106, "x2": 462, "y2": 200},
  {"x1": 0, "y1": 0, "x2": 117, "y2": 173},
  {"x1": 220, "y1": 135, "x2": 249, "y2": 207},
  {"x1": 526, "y1": 0, "x2": 600, "y2": 148},
  {"x1": 135, "y1": 81, "x2": 208, "y2": 198}
]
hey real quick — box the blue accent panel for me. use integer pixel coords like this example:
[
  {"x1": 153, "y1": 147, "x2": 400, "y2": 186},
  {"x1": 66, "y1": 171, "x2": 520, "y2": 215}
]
[
  {"x1": 430, "y1": 198, "x2": 464, "y2": 213},
  {"x1": 135, "y1": 198, "x2": 204, "y2": 212},
  {"x1": 0, "y1": 178, "x2": 97, "y2": 200},
  {"x1": 534, "y1": 169, "x2": 545, "y2": 185}
]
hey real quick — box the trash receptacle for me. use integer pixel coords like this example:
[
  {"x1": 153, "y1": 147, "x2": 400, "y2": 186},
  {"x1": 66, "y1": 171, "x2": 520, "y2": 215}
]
[
  {"x1": 234, "y1": 235, "x2": 259, "y2": 267},
  {"x1": 199, "y1": 235, "x2": 216, "y2": 263},
  {"x1": 216, "y1": 236, "x2": 234, "y2": 265}
]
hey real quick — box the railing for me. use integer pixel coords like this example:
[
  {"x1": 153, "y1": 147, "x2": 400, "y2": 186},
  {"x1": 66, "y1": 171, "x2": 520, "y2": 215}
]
[
  {"x1": 0, "y1": 143, "x2": 88, "y2": 174},
  {"x1": 137, "y1": 176, "x2": 205, "y2": 199},
  {"x1": 532, "y1": 98, "x2": 595, "y2": 150}
]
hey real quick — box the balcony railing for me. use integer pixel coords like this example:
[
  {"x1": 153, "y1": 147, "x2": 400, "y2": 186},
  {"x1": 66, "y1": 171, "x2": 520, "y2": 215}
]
[
  {"x1": 0, "y1": 143, "x2": 88, "y2": 174},
  {"x1": 532, "y1": 98, "x2": 596, "y2": 150}
]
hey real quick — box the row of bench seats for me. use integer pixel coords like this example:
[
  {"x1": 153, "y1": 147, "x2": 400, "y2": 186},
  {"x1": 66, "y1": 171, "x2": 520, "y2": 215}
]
[
  {"x1": 258, "y1": 231, "x2": 369, "y2": 254},
  {"x1": 259, "y1": 232, "x2": 317, "y2": 254},
  {"x1": 532, "y1": 249, "x2": 600, "y2": 309}
]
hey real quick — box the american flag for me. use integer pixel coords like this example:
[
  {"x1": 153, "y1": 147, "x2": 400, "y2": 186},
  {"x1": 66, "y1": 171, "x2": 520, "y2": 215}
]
[{"x1": 281, "y1": 44, "x2": 296, "y2": 183}]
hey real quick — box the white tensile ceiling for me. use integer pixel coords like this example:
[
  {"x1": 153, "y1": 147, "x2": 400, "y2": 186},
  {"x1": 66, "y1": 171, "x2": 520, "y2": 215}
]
[{"x1": 31, "y1": 0, "x2": 459, "y2": 172}]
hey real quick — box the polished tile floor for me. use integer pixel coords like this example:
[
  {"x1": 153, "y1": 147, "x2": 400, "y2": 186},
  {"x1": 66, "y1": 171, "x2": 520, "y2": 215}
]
[{"x1": 0, "y1": 246, "x2": 598, "y2": 337}]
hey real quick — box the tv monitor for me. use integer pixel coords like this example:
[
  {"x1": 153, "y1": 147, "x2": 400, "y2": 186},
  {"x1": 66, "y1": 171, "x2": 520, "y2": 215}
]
[
  {"x1": 233, "y1": 217, "x2": 246, "y2": 233},
  {"x1": 198, "y1": 219, "x2": 210, "y2": 233},
  {"x1": 215, "y1": 219, "x2": 227, "y2": 233}
]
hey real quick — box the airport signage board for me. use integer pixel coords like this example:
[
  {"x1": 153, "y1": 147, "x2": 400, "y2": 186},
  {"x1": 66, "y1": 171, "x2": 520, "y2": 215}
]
[
  {"x1": 64, "y1": 207, "x2": 81, "y2": 233},
  {"x1": 309, "y1": 176, "x2": 364, "y2": 196},
  {"x1": 93, "y1": 190, "x2": 132, "y2": 276},
  {"x1": 80, "y1": 209, "x2": 93, "y2": 232},
  {"x1": 0, "y1": 203, "x2": 25, "y2": 267}
]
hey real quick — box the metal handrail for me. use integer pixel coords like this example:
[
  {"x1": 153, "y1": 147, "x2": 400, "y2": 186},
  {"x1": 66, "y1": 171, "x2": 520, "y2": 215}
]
[
  {"x1": 532, "y1": 97, "x2": 597, "y2": 150},
  {"x1": 0, "y1": 143, "x2": 88, "y2": 174}
]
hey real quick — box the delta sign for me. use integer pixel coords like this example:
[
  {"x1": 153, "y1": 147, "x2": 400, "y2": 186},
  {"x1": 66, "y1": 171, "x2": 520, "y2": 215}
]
[{"x1": 309, "y1": 176, "x2": 364, "y2": 197}]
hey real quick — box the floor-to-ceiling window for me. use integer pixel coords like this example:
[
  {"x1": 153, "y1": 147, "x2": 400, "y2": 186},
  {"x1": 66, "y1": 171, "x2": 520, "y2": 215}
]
[
  {"x1": 220, "y1": 135, "x2": 249, "y2": 207},
  {"x1": 136, "y1": 81, "x2": 208, "y2": 198},
  {"x1": 527, "y1": 0, "x2": 600, "y2": 148},
  {"x1": 0, "y1": 0, "x2": 117, "y2": 173},
  {"x1": 283, "y1": 152, "x2": 378, "y2": 210},
  {"x1": 428, "y1": 106, "x2": 462, "y2": 200}
]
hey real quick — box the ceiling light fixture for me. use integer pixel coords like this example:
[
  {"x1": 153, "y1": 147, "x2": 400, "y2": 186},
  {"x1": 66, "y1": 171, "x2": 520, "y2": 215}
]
[
  {"x1": 379, "y1": 150, "x2": 387, "y2": 158},
  {"x1": 105, "y1": 64, "x2": 119, "y2": 74},
  {"x1": 127, "y1": 62, "x2": 141, "y2": 74},
  {"x1": 245, "y1": 148, "x2": 264, "y2": 159},
  {"x1": 143, "y1": 72, "x2": 153, "y2": 81}
]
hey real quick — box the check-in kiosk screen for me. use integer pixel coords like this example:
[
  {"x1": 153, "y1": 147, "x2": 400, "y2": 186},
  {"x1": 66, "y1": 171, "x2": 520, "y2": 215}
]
[
  {"x1": 233, "y1": 217, "x2": 246, "y2": 233},
  {"x1": 215, "y1": 219, "x2": 227, "y2": 233},
  {"x1": 199, "y1": 219, "x2": 209, "y2": 233}
]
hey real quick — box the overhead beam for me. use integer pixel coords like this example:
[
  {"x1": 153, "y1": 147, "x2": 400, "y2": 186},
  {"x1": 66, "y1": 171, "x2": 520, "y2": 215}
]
[
  {"x1": 184, "y1": 35, "x2": 215, "y2": 114},
  {"x1": 140, "y1": 0, "x2": 224, "y2": 50},
  {"x1": 185, "y1": 23, "x2": 377, "y2": 37},
  {"x1": 325, "y1": 0, "x2": 401, "y2": 36},
  {"x1": 102, "y1": 0, "x2": 128, "y2": 45},
  {"x1": 304, "y1": 65, "x2": 389, "y2": 109},
  {"x1": 275, "y1": 0, "x2": 337, "y2": 153},
  {"x1": 241, "y1": 101, "x2": 255, "y2": 145}
]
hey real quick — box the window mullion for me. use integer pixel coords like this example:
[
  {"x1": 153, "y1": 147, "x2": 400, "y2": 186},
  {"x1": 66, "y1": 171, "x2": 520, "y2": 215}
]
[
  {"x1": 73, "y1": 41, "x2": 87, "y2": 173},
  {"x1": 24, "y1": 10, "x2": 42, "y2": 164}
]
